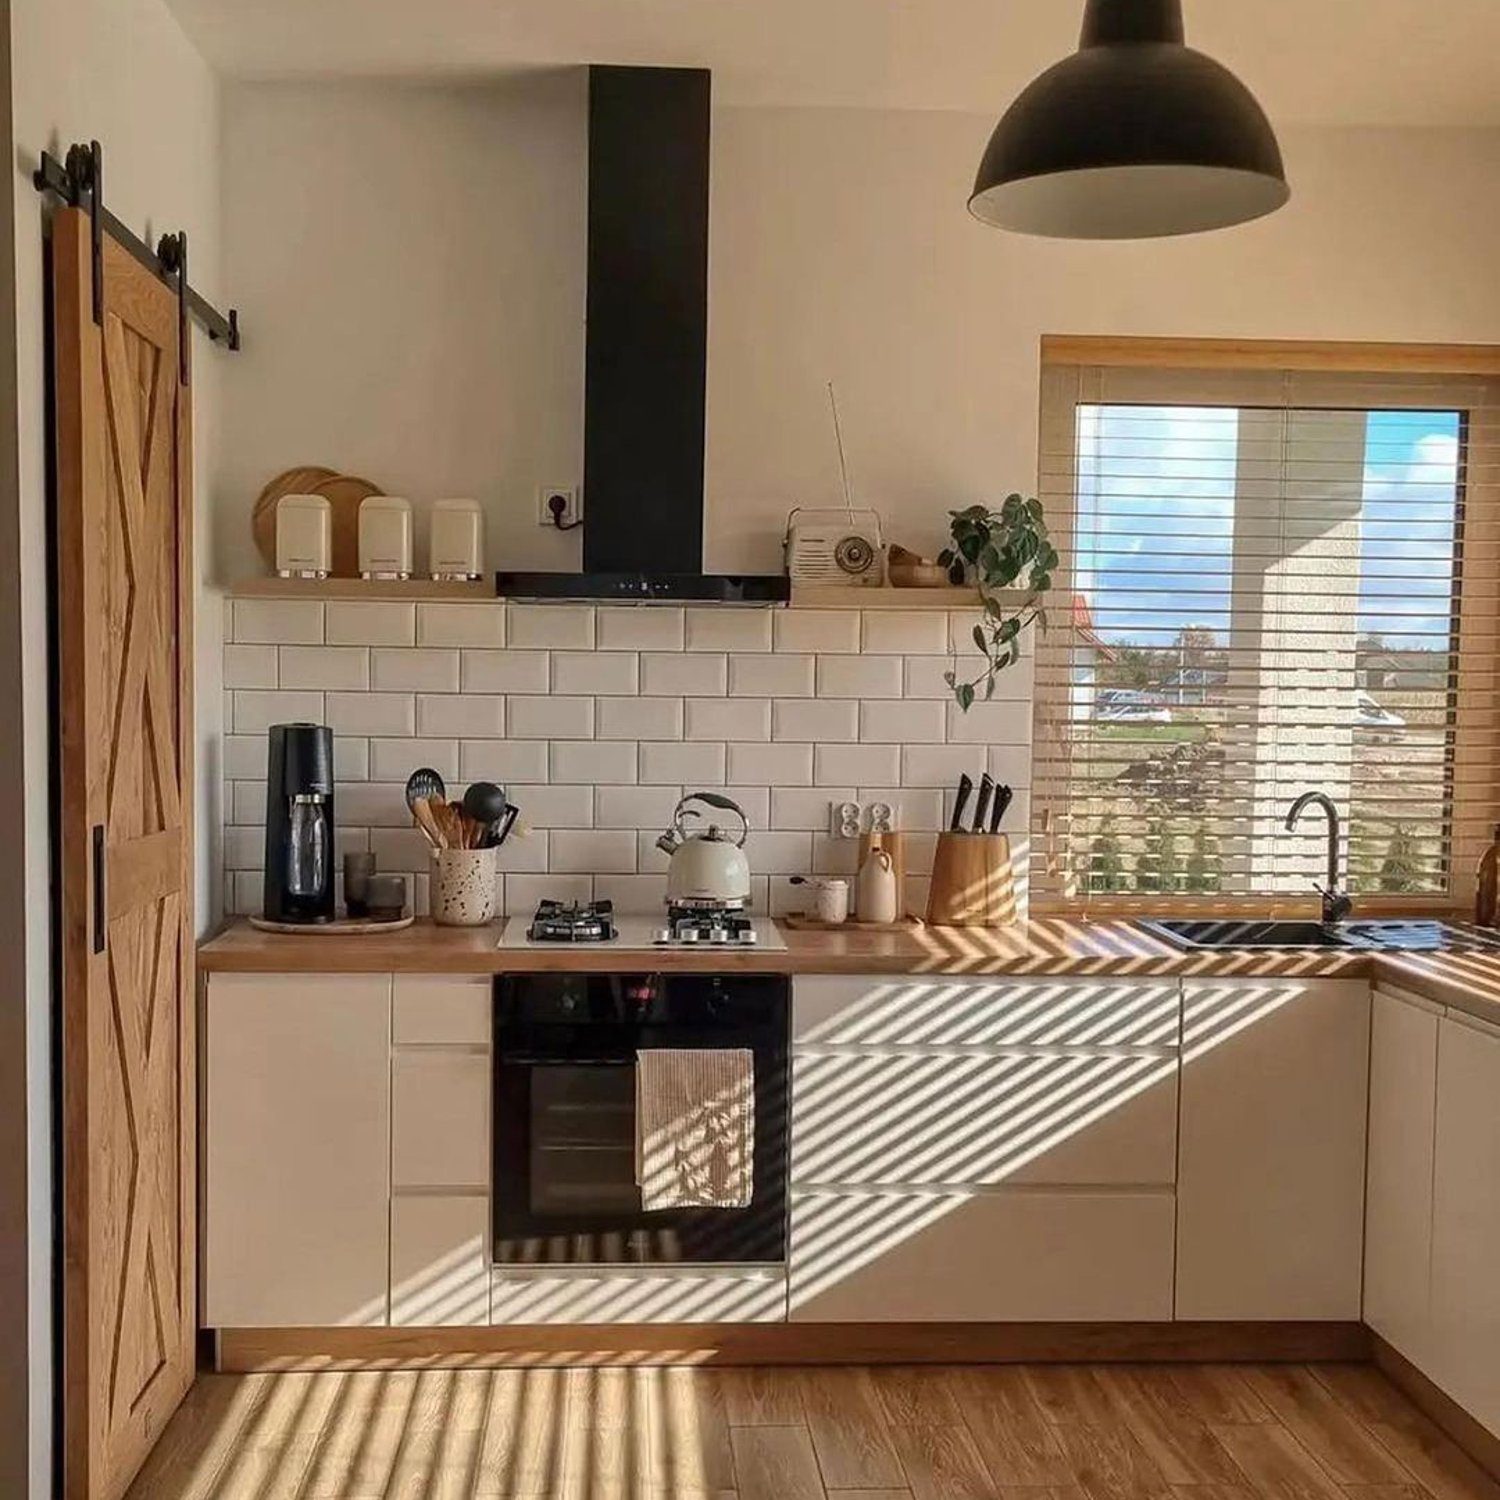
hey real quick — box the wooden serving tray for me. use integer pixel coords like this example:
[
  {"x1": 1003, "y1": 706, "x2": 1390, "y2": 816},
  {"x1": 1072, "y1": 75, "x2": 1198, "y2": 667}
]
[
  {"x1": 248, "y1": 914, "x2": 414, "y2": 936},
  {"x1": 782, "y1": 914, "x2": 925, "y2": 933}
]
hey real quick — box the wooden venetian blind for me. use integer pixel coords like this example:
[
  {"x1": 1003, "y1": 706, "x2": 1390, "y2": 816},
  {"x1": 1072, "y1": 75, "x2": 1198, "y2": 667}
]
[{"x1": 1032, "y1": 339, "x2": 1500, "y2": 914}]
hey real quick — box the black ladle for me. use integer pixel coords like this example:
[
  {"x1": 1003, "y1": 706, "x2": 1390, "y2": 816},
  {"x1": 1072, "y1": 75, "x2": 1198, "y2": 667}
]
[{"x1": 462, "y1": 781, "x2": 508, "y2": 846}]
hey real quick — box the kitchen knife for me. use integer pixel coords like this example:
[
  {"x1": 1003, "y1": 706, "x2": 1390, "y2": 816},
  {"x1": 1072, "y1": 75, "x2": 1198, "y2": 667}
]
[
  {"x1": 972, "y1": 774, "x2": 994, "y2": 834},
  {"x1": 991, "y1": 783, "x2": 1014, "y2": 833},
  {"x1": 950, "y1": 774, "x2": 974, "y2": 832}
]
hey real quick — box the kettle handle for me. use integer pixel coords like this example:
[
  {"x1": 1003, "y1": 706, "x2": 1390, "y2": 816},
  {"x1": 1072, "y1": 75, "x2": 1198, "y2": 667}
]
[{"x1": 674, "y1": 791, "x2": 750, "y2": 848}]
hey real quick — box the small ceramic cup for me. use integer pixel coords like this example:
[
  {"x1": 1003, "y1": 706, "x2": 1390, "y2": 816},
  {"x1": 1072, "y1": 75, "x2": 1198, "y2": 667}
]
[
  {"x1": 430, "y1": 848, "x2": 499, "y2": 926},
  {"x1": 812, "y1": 878, "x2": 850, "y2": 925}
]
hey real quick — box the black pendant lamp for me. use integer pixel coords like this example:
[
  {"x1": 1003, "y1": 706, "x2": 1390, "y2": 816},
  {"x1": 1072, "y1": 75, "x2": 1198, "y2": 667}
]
[{"x1": 969, "y1": 0, "x2": 1289, "y2": 239}]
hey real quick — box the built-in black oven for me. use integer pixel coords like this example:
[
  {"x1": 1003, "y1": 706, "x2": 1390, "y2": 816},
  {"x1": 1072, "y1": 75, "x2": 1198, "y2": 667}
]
[{"x1": 492, "y1": 972, "x2": 789, "y2": 1267}]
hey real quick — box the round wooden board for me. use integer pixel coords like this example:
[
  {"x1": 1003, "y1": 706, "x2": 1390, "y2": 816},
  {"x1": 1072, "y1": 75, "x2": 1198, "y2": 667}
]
[
  {"x1": 250, "y1": 468, "x2": 384, "y2": 578},
  {"x1": 248, "y1": 914, "x2": 415, "y2": 936},
  {"x1": 250, "y1": 465, "x2": 338, "y2": 569}
]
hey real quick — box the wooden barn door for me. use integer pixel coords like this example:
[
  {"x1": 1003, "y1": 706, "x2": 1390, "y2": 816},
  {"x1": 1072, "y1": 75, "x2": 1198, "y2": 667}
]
[{"x1": 52, "y1": 206, "x2": 196, "y2": 1500}]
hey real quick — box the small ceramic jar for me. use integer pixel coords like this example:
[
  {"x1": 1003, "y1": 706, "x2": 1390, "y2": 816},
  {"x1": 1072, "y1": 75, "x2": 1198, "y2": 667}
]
[{"x1": 431, "y1": 848, "x2": 499, "y2": 926}]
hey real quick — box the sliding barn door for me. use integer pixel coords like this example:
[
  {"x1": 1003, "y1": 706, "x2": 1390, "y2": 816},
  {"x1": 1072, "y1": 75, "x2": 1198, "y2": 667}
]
[{"x1": 53, "y1": 207, "x2": 196, "y2": 1500}]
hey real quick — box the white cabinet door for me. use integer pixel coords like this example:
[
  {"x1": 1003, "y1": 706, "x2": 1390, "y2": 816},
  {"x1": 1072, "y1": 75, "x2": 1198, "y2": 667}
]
[
  {"x1": 204, "y1": 973, "x2": 392, "y2": 1328},
  {"x1": 1177, "y1": 978, "x2": 1370, "y2": 1321},
  {"x1": 1429, "y1": 1013, "x2": 1500, "y2": 1435},
  {"x1": 1364, "y1": 986, "x2": 1439, "y2": 1364},
  {"x1": 788, "y1": 1189, "x2": 1175, "y2": 1322},
  {"x1": 391, "y1": 1195, "x2": 490, "y2": 1326}
]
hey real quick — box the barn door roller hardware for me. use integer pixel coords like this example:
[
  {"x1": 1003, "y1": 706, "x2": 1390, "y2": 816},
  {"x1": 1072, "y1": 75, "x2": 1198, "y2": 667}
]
[{"x1": 33, "y1": 140, "x2": 241, "y2": 370}]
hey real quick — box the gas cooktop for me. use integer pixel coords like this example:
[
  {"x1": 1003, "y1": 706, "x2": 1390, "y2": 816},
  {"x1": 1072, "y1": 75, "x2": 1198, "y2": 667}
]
[{"x1": 497, "y1": 901, "x2": 785, "y2": 952}]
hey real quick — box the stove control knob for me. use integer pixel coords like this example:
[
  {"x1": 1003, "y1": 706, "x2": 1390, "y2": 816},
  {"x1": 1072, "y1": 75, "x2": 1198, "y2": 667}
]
[
  {"x1": 738, "y1": 927, "x2": 759, "y2": 944},
  {"x1": 654, "y1": 928, "x2": 674, "y2": 945},
  {"x1": 708, "y1": 926, "x2": 730, "y2": 944},
  {"x1": 679, "y1": 929, "x2": 699, "y2": 943}
]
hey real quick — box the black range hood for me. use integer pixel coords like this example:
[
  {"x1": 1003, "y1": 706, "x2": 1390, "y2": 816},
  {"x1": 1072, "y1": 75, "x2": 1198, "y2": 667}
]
[{"x1": 497, "y1": 66, "x2": 789, "y2": 605}]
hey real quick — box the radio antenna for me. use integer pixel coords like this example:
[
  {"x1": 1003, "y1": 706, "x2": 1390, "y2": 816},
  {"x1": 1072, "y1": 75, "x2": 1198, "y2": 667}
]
[{"x1": 828, "y1": 382, "x2": 856, "y2": 518}]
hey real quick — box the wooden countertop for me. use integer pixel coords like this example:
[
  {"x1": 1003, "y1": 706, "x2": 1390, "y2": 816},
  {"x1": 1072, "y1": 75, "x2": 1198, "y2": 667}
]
[{"x1": 196, "y1": 917, "x2": 1500, "y2": 1030}]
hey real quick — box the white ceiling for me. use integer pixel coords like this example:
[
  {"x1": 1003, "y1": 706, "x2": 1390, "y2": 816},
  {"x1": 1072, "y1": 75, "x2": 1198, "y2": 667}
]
[{"x1": 163, "y1": 0, "x2": 1500, "y2": 127}]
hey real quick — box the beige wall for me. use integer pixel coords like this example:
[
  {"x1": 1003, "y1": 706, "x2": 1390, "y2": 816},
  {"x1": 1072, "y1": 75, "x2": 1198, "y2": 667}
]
[
  {"x1": 9, "y1": 0, "x2": 222, "y2": 1488},
  {"x1": 216, "y1": 74, "x2": 588, "y2": 582},
  {"x1": 215, "y1": 92, "x2": 1500, "y2": 584}
]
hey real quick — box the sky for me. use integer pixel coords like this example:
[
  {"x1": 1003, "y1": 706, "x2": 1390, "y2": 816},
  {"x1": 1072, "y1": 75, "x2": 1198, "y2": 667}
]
[{"x1": 1074, "y1": 403, "x2": 1463, "y2": 649}]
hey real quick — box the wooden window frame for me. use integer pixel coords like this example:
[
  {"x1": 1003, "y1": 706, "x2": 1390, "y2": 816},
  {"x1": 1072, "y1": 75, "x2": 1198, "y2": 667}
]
[{"x1": 1032, "y1": 335, "x2": 1500, "y2": 920}]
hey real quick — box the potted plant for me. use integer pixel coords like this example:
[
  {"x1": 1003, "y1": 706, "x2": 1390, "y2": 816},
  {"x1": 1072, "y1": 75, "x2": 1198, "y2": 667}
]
[{"x1": 939, "y1": 495, "x2": 1059, "y2": 710}]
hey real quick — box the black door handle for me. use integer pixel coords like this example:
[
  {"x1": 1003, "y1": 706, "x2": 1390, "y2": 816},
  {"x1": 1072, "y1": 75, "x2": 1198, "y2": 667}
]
[{"x1": 92, "y1": 824, "x2": 106, "y2": 954}]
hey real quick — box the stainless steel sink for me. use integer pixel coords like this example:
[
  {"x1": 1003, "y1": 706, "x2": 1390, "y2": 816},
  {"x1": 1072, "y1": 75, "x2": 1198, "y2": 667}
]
[{"x1": 1140, "y1": 918, "x2": 1499, "y2": 952}]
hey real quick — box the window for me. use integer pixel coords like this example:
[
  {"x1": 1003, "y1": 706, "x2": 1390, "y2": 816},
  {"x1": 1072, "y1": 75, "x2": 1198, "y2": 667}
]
[{"x1": 1033, "y1": 340, "x2": 1500, "y2": 913}]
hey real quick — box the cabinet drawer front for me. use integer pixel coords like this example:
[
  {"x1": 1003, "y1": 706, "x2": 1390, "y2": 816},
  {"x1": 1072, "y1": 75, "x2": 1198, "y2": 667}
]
[
  {"x1": 794, "y1": 976, "x2": 1180, "y2": 1049},
  {"x1": 490, "y1": 1268, "x2": 787, "y2": 1325},
  {"x1": 393, "y1": 975, "x2": 492, "y2": 1045},
  {"x1": 788, "y1": 1189, "x2": 1174, "y2": 1322},
  {"x1": 391, "y1": 1194, "x2": 490, "y2": 1327},
  {"x1": 792, "y1": 1051, "x2": 1178, "y2": 1188},
  {"x1": 392, "y1": 1051, "x2": 490, "y2": 1190}
]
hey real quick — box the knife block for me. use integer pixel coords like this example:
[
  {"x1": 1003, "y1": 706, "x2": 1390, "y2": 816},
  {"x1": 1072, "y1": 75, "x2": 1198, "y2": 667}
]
[{"x1": 925, "y1": 832, "x2": 1017, "y2": 927}]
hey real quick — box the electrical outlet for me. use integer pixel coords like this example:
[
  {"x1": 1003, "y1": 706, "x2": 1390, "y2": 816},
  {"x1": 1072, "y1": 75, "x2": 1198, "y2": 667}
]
[
  {"x1": 538, "y1": 484, "x2": 581, "y2": 528},
  {"x1": 830, "y1": 801, "x2": 863, "y2": 839}
]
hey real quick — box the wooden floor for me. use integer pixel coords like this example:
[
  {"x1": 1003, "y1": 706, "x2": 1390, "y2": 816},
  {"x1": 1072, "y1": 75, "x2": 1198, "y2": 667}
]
[{"x1": 125, "y1": 1361, "x2": 1500, "y2": 1500}]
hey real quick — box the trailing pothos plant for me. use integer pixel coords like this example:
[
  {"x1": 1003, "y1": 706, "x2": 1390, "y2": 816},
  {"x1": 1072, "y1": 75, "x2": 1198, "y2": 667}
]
[{"x1": 938, "y1": 495, "x2": 1059, "y2": 711}]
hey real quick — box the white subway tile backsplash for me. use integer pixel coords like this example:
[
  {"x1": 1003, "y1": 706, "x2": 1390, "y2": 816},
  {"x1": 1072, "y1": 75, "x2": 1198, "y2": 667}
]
[
  {"x1": 277, "y1": 645, "x2": 369, "y2": 691},
  {"x1": 903, "y1": 745, "x2": 982, "y2": 788},
  {"x1": 507, "y1": 784, "x2": 594, "y2": 829},
  {"x1": 595, "y1": 785, "x2": 684, "y2": 830},
  {"x1": 597, "y1": 607, "x2": 684, "y2": 651},
  {"x1": 728, "y1": 742, "x2": 813, "y2": 787},
  {"x1": 461, "y1": 650, "x2": 549, "y2": 694},
  {"x1": 598, "y1": 697, "x2": 683, "y2": 741},
  {"x1": 372, "y1": 648, "x2": 460, "y2": 694},
  {"x1": 508, "y1": 696, "x2": 595, "y2": 740},
  {"x1": 233, "y1": 598, "x2": 323, "y2": 645},
  {"x1": 417, "y1": 601, "x2": 506, "y2": 648},
  {"x1": 815, "y1": 743, "x2": 900, "y2": 786},
  {"x1": 551, "y1": 741, "x2": 637, "y2": 784},
  {"x1": 550, "y1": 830, "x2": 636, "y2": 875},
  {"x1": 233, "y1": 689, "x2": 324, "y2": 735},
  {"x1": 944, "y1": 700, "x2": 1031, "y2": 745},
  {"x1": 640, "y1": 741, "x2": 726, "y2": 785},
  {"x1": 335, "y1": 782, "x2": 412, "y2": 828},
  {"x1": 773, "y1": 700, "x2": 858, "y2": 743},
  {"x1": 509, "y1": 604, "x2": 594, "y2": 650},
  {"x1": 335, "y1": 737, "x2": 369, "y2": 782},
  {"x1": 775, "y1": 611, "x2": 860, "y2": 654},
  {"x1": 728, "y1": 653, "x2": 814, "y2": 698},
  {"x1": 553, "y1": 651, "x2": 639, "y2": 696},
  {"x1": 220, "y1": 600, "x2": 1037, "y2": 916},
  {"x1": 370, "y1": 738, "x2": 459, "y2": 783},
  {"x1": 817, "y1": 654, "x2": 904, "y2": 699},
  {"x1": 861, "y1": 611, "x2": 949, "y2": 654},
  {"x1": 416, "y1": 694, "x2": 505, "y2": 738},
  {"x1": 460, "y1": 740, "x2": 549, "y2": 784},
  {"x1": 325, "y1": 601, "x2": 415, "y2": 647},
  {"x1": 641, "y1": 652, "x2": 726, "y2": 697},
  {"x1": 685, "y1": 697, "x2": 770, "y2": 742},
  {"x1": 223, "y1": 643, "x2": 278, "y2": 690},
  {"x1": 861, "y1": 699, "x2": 945, "y2": 743},
  {"x1": 325, "y1": 692, "x2": 416, "y2": 738},
  {"x1": 685, "y1": 608, "x2": 771, "y2": 653},
  {"x1": 771, "y1": 788, "x2": 851, "y2": 831}
]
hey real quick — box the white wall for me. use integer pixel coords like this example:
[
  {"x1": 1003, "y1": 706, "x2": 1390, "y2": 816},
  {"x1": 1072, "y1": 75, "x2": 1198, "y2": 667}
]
[
  {"x1": 214, "y1": 92, "x2": 1500, "y2": 585},
  {"x1": 216, "y1": 74, "x2": 588, "y2": 582},
  {"x1": 9, "y1": 0, "x2": 222, "y2": 1489}
]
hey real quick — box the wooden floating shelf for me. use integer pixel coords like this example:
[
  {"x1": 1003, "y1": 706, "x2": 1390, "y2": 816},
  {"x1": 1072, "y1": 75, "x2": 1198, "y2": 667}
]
[
  {"x1": 788, "y1": 585, "x2": 984, "y2": 610},
  {"x1": 228, "y1": 577, "x2": 494, "y2": 602}
]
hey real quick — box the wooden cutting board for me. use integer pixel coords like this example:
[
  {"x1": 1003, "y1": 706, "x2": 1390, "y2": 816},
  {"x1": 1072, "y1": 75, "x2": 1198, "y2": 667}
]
[{"x1": 251, "y1": 467, "x2": 384, "y2": 578}]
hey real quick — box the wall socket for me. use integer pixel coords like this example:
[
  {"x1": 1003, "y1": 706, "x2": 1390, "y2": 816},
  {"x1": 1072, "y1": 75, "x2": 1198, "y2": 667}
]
[
  {"x1": 538, "y1": 484, "x2": 581, "y2": 528},
  {"x1": 830, "y1": 800, "x2": 900, "y2": 838}
]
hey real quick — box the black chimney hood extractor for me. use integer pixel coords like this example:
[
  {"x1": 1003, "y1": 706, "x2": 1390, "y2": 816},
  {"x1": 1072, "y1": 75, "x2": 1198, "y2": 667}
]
[{"x1": 497, "y1": 66, "x2": 789, "y2": 605}]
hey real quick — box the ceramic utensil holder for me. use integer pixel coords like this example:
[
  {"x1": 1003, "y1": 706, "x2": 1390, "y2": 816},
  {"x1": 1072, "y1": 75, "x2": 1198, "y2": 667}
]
[
  {"x1": 925, "y1": 832, "x2": 1017, "y2": 927},
  {"x1": 431, "y1": 848, "x2": 498, "y2": 926}
]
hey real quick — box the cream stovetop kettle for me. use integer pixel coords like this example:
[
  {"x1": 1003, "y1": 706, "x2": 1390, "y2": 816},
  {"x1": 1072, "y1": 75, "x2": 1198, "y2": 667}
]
[{"x1": 656, "y1": 792, "x2": 752, "y2": 907}]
